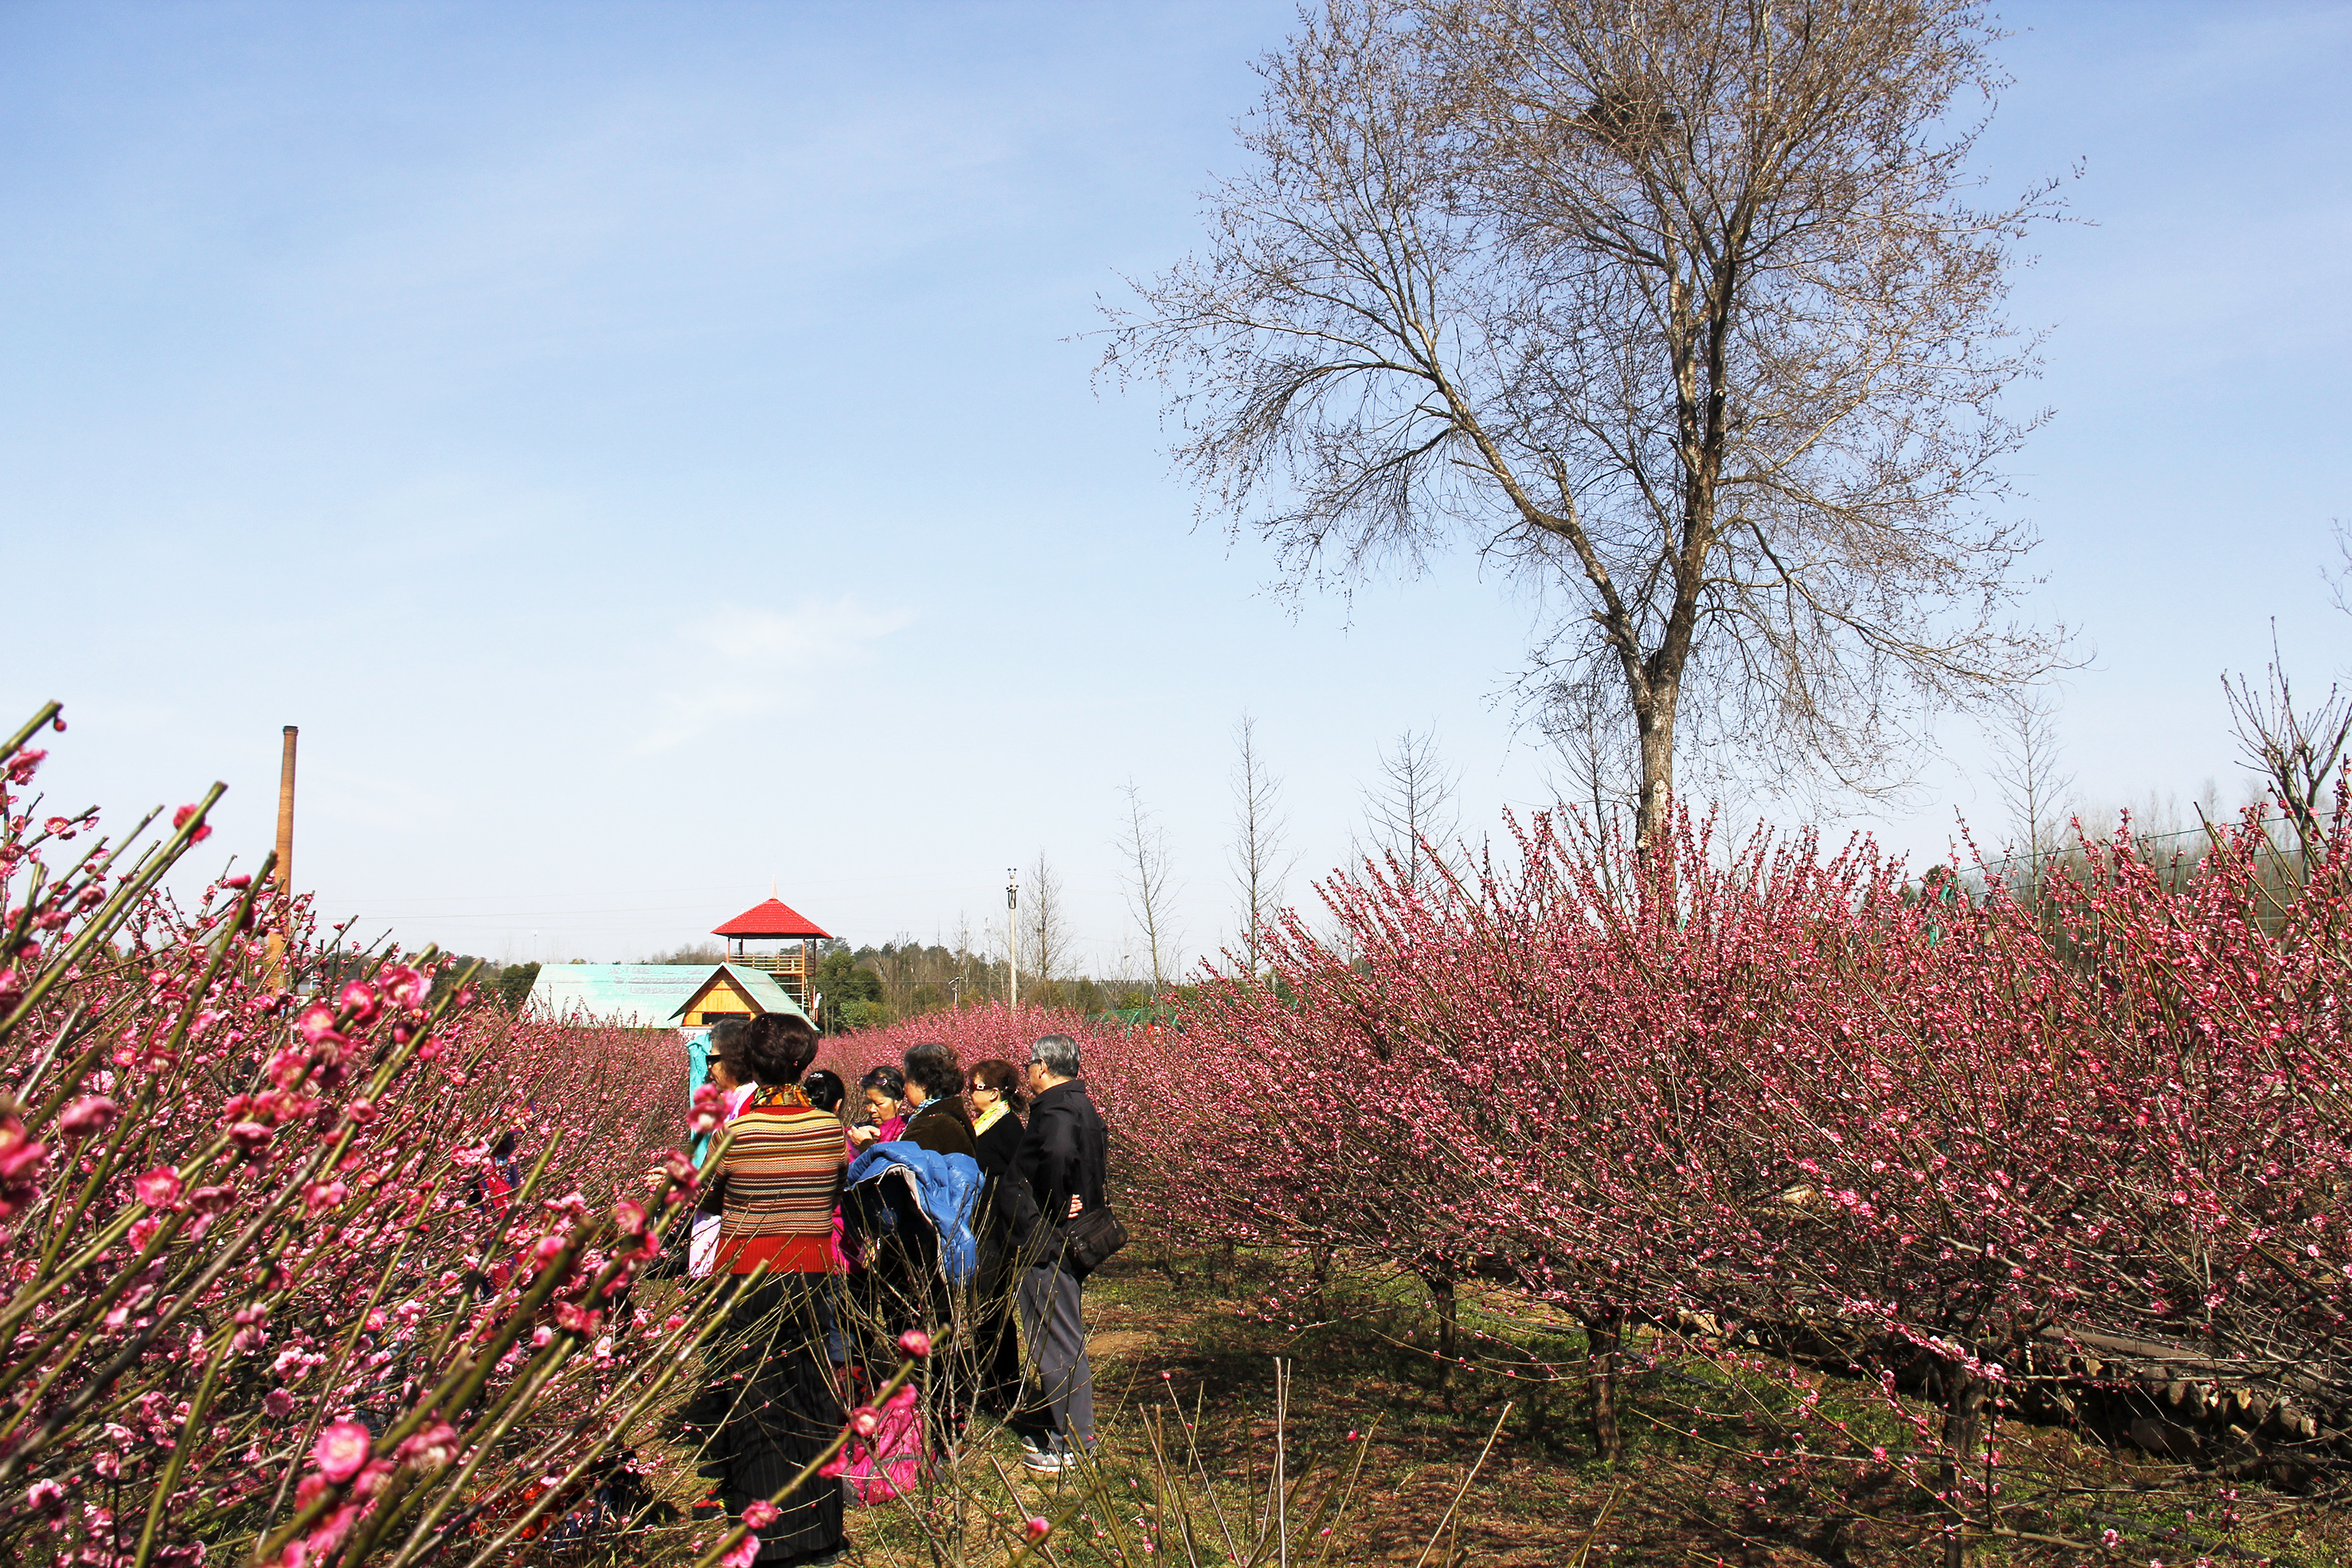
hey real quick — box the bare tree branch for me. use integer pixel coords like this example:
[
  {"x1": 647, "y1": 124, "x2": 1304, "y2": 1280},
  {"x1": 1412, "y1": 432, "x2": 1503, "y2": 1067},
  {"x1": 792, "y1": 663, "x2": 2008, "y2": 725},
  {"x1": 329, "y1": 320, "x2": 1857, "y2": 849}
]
[
  {"x1": 1227, "y1": 714, "x2": 1297, "y2": 974},
  {"x1": 1115, "y1": 780, "x2": 1181, "y2": 991},
  {"x1": 1984, "y1": 687, "x2": 2074, "y2": 897},
  {"x1": 2224, "y1": 624, "x2": 2352, "y2": 870},
  {"x1": 1355, "y1": 727, "x2": 1463, "y2": 893},
  {"x1": 1023, "y1": 851, "x2": 1075, "y2": 985},
  {"x1": 1108, "y1": 0, "x2": 2072, "y2": 842}
]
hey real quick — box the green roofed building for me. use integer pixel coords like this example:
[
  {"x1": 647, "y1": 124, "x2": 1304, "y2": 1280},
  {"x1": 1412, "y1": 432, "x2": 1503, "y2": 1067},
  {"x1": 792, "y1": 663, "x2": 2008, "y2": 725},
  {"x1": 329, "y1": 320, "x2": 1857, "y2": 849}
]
[
  {"x1": 521, "y1": 964, "x2": 715, "y2": 1028},
  {"x1": 522, "y1": 963, "x2": 813, "y2": 1030}
]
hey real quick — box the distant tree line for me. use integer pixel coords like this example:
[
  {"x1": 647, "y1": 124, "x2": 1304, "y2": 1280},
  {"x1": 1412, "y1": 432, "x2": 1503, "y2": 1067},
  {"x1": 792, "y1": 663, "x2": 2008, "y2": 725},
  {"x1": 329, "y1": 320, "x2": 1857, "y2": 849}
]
[{"x1": 809, "y1": 938, "x2": 1159, "y2": 1034}]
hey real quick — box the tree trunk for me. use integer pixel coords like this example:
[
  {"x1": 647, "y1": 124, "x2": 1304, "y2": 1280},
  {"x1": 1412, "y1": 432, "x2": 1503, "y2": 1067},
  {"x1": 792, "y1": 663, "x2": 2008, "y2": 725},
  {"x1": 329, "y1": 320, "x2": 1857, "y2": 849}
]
[
  {"x1": 1583, "y1": 1306, "x2": 1628, "y2": 1463},
  {"x1": 1426, "y1": 1273, "x2": 1459, "y2": 1411},
  {"x1": 1939, "y1": 1365, "x2": 1988, "y2": 1568},
  {"x1": 1632, "y1": 683, "x2": 1677, "y2": 853}
]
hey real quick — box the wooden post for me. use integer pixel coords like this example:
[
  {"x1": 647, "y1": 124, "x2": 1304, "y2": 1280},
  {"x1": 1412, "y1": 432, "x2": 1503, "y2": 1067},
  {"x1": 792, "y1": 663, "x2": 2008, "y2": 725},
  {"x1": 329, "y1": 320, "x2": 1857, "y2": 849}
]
[{"x1": 264, "y1": 725, "x2": 298, "y2": 986}]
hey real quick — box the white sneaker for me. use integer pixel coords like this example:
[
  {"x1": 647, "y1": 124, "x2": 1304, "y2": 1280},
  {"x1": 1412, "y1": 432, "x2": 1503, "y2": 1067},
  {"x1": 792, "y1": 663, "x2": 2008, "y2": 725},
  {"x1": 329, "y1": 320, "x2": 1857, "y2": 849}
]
[{"x1": 1019, "y1": 1440, "x2": 1069, "y2": 1475}]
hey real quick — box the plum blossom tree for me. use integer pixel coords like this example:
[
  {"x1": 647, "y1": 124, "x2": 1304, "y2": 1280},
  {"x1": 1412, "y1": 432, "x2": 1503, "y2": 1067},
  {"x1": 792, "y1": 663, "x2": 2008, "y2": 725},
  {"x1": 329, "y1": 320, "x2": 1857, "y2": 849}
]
[
  {"x1": 1108, "y1": 784, "x2": 2352, "y2": 1514},
  {"x1": 0, "y1": 704, "x2": 766, "y2": 1567}
]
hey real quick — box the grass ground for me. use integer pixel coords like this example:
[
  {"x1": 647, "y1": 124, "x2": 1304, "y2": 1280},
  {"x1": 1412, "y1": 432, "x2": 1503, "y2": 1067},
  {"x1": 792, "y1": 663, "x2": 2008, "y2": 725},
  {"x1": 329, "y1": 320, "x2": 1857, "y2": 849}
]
[
  {"x1": 1059, "y1": 1244, "x2": 2352, "y2": 1567},
  {"x1": 607, "y1": 1242, "x2": 2352, "y2": 1567}
]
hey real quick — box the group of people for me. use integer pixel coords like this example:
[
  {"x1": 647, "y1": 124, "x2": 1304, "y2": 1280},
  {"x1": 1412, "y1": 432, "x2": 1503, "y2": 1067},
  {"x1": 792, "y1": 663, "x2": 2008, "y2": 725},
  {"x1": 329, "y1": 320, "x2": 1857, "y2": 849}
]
[{"x1": 663, "y1": 1010, "x2": 1110, "y2": 1568}]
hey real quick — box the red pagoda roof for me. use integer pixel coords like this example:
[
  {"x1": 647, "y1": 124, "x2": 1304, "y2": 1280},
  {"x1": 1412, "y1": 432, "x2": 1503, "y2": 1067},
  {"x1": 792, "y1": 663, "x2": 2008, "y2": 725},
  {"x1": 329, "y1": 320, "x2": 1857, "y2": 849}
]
[{"x1": 711, "y1": 897, "x2": 832, "y2": 940}]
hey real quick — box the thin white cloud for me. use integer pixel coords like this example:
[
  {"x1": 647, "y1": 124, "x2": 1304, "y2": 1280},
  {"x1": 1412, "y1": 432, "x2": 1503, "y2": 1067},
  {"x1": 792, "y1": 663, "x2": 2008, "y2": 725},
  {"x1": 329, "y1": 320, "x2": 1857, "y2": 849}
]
[
  {"x1": 687, "y1": 599, "x2": 912, "y2": 664},
  {"x1": 640, "y1": 596, "x2": 912, "y2": 752}
]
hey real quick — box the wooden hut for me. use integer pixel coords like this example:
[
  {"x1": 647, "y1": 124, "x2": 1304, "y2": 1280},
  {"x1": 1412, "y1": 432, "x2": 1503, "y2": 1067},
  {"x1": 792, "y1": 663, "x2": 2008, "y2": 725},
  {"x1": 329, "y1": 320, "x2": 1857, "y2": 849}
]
[
  {"x1": 710, "y1": 896, "x2": 832, "y2": 1007},
  {"x1": 666, "y1": 962, "x2": 811, "y2": 1029}
]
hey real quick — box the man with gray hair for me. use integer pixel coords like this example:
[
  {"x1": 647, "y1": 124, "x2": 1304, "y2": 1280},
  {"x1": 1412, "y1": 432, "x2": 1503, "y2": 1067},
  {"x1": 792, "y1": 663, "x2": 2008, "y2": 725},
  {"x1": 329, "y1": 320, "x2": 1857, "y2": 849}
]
[{"x1": 1003, "y1": 1032, "x2": 1108, "y2": 1472}]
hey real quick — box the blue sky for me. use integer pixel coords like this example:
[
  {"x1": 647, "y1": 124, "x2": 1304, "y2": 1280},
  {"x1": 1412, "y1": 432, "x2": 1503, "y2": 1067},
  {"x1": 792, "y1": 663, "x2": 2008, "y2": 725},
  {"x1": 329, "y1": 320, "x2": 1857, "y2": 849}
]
[{"x1": 3, "y1": 2, "x2": 2347, "y2": 969}]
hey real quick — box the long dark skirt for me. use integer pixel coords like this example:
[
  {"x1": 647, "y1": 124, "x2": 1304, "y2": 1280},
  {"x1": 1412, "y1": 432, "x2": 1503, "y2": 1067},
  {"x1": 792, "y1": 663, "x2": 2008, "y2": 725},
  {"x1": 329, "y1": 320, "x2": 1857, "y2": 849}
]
[
  {"x1": 677, "y1": 1273, "x2": 846, "y2": 1563},
  {"x1": 850, "y1": 1228, "x2": 969, "y2": 1449},
  {"x1": 971, "y1": 1238, "x2": 1023, "y2": 1414}
]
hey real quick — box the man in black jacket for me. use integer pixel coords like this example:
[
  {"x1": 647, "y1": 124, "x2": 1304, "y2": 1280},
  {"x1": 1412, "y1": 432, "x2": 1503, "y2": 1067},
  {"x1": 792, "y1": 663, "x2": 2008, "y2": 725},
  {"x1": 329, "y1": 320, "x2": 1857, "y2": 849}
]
[{"x1": 1000, "y1": 1033, "x2": 1106, "y2": 1473}]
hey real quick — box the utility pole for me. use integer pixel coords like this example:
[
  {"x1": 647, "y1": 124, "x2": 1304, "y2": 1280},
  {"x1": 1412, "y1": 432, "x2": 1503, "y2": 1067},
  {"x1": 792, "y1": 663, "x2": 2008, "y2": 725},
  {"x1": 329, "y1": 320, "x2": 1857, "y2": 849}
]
[
  {"x1": 1006, "y1": 867, "x2": 1019, "y2": 1010},
  {"x1": 264, "y1": 725, "x2": 298, "y2": 987}
]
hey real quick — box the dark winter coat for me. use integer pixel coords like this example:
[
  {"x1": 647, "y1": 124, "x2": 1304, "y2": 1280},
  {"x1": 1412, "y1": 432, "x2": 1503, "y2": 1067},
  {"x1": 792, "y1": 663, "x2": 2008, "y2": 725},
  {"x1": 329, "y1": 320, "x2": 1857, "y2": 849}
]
[
  {"x1": 1003, "y1": 1078, "x2": 1108, "y2": 1276},
  {"x1": 899, "y1": 1097, "x2": 978, "y2": 1162}
]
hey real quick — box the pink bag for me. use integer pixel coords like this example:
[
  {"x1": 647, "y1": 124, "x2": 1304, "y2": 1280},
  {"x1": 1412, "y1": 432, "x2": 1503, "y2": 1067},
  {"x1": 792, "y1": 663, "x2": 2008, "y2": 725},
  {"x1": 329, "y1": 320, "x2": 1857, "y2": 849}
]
[{"x1": 822, "y1": 1385, "x2": 923, "y2": 1505}]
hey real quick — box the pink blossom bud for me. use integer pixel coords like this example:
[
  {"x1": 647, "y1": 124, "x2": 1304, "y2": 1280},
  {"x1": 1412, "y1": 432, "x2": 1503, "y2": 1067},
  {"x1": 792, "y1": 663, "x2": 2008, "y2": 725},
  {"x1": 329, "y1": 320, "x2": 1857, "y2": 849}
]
[
  {"x1": 742, "y1": 1500, "x2": 781, "y2": 1530},
  {"x1": 612, "y1": 1198, "x2": 648, "y2": 1236},
  {"x1": 720, "y1": 1534, "x2": 761, "y2": 1568},
  {"x1": 311, "y1": 1421, "x2": 371, "y2": 1484},
  {"x1": 849, "y1": 1406, "x2": 882, "y2": 1437},
  {"x1": 335, "y1": 980, "x2": 381, "y2": 1025},
  {"x1": 379, "y1": 964, "x2": 428, "y2": 1009},
  {"x1": 1024, "y1": 1517, "x2": 1051, "y2": 1543},
  {"x1": 0, "y1": 969, "x2": 23, "y2": 1008},
  {"x1": 171, "y1": 804, "x2": 212, "y2": 843},
  {"x1": 397, "y1": 1421, "x2": 459, "y2": 1470},
  {"x1": 57, "y1": 1096, "x2": 119, "y2": 1137},
  {"x1": 295, "y1": 1003, "x2": 341, "y2": 1045},
  {"x1": 132, "y1": 1167, "x2": 182, "y2": 1208},
  {"x1": 897, "y1": 1328, "x2": 932, "y2": 1359}
]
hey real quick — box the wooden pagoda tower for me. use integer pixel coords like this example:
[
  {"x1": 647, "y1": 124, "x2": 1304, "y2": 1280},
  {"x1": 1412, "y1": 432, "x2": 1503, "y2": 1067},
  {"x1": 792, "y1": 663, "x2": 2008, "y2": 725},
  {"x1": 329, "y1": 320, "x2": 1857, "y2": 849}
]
[{"x1": 710, "y1": 895, "x2": 832, "y2": 1007}]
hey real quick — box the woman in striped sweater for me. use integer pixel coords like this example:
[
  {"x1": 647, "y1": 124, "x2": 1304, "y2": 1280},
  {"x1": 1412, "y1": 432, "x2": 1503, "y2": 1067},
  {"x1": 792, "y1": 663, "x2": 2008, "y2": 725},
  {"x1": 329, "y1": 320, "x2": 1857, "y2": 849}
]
[{"x1": 677, "y1": 1011, "x2": 847, "y2": 1567}]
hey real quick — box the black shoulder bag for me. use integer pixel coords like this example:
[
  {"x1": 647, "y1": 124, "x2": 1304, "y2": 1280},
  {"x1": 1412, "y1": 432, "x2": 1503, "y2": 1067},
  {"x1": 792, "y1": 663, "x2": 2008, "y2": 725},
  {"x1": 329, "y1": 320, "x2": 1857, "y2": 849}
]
[{"x1": 1061, "y1": 1202, "x2": 1129, "y2": 1273}]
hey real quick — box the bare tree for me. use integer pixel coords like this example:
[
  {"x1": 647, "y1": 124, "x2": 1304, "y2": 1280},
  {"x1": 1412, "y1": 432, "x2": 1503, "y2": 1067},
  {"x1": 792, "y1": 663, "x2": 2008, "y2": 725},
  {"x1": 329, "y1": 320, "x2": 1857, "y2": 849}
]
[
  {"x1": 1984, "y1": 689, "x2": 2074, "y2": 895},
  {"x1": 1356, "y1": 728, "x2": 1462, "y2": 893},
  {"x1": 1115, "y1": 780, "x2": 1182, "y2": 991},
  {"x1": 1538, "y1": 675, "x2": 1635, "y2": 900},
  {"x1": 2225, "y1": 625, "x2": 2352, "y2": 869},
  {"x1": 1109, "y1": 0, "x2": 2067, "y2": 845},
  {"x1": 2327, "y1": 519, "x2": 2351, "y2": 620},
  {"x1": 1228, "y1": 714, "x2": 1297, "y2": 972},
  {"x1": 1023, "y1": 850, "x2": 1077, "y2": 986},
  {"x1": 1543, "y1": 675, "x2": 1631, "y2": 823}
]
